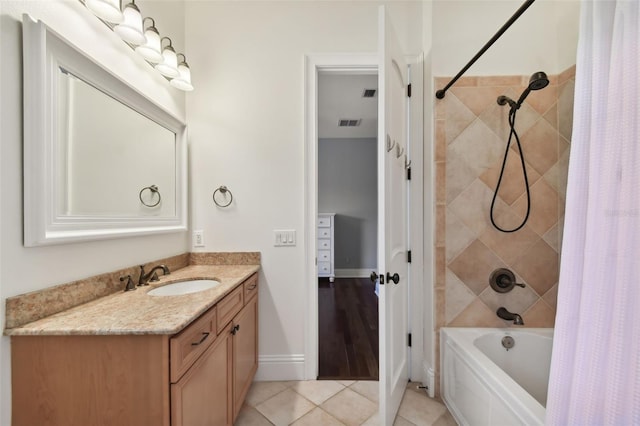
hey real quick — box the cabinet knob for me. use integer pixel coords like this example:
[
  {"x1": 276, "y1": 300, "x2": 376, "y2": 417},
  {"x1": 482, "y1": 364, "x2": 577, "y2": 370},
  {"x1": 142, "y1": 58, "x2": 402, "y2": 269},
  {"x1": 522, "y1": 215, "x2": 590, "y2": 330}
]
[{"x1": 231, "y1": 324, "x2": 240, "y2": 335}]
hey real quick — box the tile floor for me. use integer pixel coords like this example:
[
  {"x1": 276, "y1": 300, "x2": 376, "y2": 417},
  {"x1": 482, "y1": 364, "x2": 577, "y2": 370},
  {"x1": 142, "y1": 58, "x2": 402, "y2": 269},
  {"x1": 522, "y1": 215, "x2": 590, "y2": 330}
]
[{"x1": 236, "y1": 380, "x2": 457, "y2": 426}]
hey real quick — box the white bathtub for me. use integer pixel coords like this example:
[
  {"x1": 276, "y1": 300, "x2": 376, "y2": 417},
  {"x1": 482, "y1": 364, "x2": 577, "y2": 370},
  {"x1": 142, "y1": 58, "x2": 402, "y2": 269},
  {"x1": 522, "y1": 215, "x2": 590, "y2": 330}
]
[{"x1": 441, "y1": 328, "x2": 553, "y2": 426}]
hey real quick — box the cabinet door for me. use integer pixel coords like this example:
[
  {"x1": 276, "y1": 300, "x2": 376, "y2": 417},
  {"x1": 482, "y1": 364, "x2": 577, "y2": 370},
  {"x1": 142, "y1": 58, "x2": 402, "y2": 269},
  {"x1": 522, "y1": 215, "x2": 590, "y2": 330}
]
[
  {"x1": 232, "y1": 296, "x2": 259, "y2": 421},
  {"x1": 172, "y1": 324, "x2": 233, "y2": 426}
]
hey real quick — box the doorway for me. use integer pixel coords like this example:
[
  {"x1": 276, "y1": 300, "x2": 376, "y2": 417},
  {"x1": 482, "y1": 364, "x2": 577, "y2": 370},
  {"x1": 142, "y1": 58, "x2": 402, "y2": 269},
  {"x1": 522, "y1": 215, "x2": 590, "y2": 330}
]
[{"x1": 316, "y1": 72, "x2": 379, "y2": 380}]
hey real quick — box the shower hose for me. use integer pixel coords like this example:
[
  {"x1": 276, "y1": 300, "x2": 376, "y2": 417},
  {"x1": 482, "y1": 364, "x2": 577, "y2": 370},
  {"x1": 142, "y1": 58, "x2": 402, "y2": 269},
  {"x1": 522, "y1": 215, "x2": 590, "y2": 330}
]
[{"x1": 489, "y1": 106, "x2": 531, "y2": 233}]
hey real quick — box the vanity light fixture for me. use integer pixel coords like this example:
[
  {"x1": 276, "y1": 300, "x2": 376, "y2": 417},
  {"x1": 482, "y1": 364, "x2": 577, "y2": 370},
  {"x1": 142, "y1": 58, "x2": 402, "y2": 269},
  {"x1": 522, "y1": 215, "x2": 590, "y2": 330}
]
[
  {"x1": 81, "y1": 0, "x2": 195, "y2": 91},
  {"x1": 135, "y1": 17, "x2": 163, "y2": 63},
  {"x1": 113, "y1": 0, "x2": 146, "y2": 45},
  {"x1": 155, "y1": 37, "x2": 179, "y2": 78},
  {"x1": 170, "y1": 54, "x2": 194, "y2": 91},
  {"x1": 85, "y1": 0, "x2": 124, "y2": 23}
]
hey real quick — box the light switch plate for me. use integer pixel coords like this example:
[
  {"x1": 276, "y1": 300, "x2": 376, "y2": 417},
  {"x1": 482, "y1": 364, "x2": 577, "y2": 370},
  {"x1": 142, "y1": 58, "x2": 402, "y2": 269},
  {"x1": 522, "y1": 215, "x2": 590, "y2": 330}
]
[
  {"x1": 193, "y1": 230, "x2": 205, "y2": 247},
  {"x1": 274, "y1": 229, "x2": 296, "y2": 246}
]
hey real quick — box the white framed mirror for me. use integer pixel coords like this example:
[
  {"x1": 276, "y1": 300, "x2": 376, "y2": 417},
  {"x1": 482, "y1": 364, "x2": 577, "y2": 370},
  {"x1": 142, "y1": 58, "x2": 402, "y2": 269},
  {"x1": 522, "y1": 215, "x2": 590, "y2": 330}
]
[{"x1": 22, "y1": 15, "x2": 187, "y2": 246}]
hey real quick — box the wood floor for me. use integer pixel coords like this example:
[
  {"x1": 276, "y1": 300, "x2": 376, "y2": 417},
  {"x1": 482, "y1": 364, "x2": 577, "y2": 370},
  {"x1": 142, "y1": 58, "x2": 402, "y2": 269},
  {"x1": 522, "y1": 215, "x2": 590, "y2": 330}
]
[{"x1": 318, "y1": 277, "x2": 379, "y2": 380}]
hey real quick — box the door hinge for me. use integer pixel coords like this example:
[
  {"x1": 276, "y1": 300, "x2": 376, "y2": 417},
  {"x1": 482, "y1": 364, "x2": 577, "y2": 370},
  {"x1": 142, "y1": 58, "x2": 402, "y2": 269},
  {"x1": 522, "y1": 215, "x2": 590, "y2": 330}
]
[
  {"x1": 407, "y1": 167, "x2": 411, "y2": 181},
  {"x1": 407, "y1": 83, "x2": 412, "y2": 98},
  {"x1": 408, "y1": 333, "x2": 412, "y2": 347},
  {"x1": 407, "y1": 250, "x2": 412, "y2": 263}
]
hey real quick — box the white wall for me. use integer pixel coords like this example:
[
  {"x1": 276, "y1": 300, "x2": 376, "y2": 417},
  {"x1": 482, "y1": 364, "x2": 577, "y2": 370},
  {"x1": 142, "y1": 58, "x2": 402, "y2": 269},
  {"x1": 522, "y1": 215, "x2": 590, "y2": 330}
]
[
  {"x1": 432, "y1": 0, "x2": 580, "y2": 76},
  {"x1": 318, "y1": 138, "x2": 378, "y2": 270},
  {"x1": 0, "y1": 1, "x2": 187, "y2": 422},
  {"x1": 185, "y1": 0, "x2": 423, "y2": 377}
]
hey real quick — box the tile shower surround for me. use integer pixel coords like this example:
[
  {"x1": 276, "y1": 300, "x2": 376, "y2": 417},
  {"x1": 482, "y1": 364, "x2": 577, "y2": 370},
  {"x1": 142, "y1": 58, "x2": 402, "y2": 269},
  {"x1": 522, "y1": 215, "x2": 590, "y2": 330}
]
[{"x1": 433, "y1": 67, "x2": 575, "y2": 392}]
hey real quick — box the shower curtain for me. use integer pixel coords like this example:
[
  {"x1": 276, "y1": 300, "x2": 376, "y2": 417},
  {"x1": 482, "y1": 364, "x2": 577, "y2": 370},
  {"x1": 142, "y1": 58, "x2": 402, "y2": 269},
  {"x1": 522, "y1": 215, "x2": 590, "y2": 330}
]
[{"x1": 546, "y1": 1, "x2": 639, "y2": 425}]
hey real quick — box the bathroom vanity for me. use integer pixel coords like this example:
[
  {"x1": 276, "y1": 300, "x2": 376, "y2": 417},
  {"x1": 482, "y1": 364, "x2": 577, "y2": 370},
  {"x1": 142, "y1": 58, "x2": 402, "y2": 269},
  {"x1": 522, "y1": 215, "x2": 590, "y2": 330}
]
[{"x1": 7, "y1": 265, "x2": 259, "y2": 426}]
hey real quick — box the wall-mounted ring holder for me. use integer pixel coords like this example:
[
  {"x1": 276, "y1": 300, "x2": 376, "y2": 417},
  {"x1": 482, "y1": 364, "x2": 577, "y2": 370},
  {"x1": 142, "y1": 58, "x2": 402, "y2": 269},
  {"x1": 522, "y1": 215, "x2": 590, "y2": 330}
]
[
  {"x1": 139, "y1": 185, "x2": 161, "y2": 207},
  {"x1": 213, "y1": 185, "x2": 233, "y2": 208},
  {"x1": 490, "y1": 268, "x2": 525, "y2": 293}
]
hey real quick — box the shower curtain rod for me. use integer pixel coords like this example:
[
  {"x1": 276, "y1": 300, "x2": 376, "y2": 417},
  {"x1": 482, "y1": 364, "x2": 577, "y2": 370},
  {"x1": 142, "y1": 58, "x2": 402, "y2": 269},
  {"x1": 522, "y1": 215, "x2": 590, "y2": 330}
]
[{"x1": 435, "y1": 0, "x2": 536, "y2": 99}]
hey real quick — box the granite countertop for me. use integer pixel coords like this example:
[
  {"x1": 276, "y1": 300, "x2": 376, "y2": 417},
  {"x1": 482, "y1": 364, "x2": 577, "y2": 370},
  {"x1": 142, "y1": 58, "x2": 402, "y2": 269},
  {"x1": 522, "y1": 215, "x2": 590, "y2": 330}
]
[{"x1": 4, "y1": 264, "x2": 260, "y2": 336}]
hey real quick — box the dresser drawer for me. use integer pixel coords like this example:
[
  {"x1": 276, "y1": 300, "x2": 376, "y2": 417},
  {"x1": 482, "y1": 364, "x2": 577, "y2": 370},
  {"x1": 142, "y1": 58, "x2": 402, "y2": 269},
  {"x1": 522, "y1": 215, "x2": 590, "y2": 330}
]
[
  {"x1": 243, "y1": 274, "x2": 258, "y2": 303},
  {"x1": 318, "y1": 227, "x2": 331, "y2": 239},
  {"x1": 170, "y1": 306, "x2": 217, "y2": 383},
  {"x1": 318, "y1": 262, "x2": 331, "y2": 274},
  {"x1": 217, "y1": 285, "x2": 244, "y2": 330},
  {"x1": 318, "y1": 250, "x2": 331, "y2": 262},
  {"x1": 318, "y1": 239, "x2": 331, "y2": 250},
  {"x1": 318, "y1": 216, "x2": 331, "y2": 227}
]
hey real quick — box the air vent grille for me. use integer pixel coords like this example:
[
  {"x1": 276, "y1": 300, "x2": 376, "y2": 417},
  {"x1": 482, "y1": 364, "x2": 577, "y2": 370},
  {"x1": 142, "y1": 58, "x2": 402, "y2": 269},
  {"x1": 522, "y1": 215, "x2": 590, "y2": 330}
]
[
  {"x1": 338, "y1": 119, "x2": 362, "y2": 127},
  {"x1": 363, "y1": 89, "x2": 377, "y2": 98}
]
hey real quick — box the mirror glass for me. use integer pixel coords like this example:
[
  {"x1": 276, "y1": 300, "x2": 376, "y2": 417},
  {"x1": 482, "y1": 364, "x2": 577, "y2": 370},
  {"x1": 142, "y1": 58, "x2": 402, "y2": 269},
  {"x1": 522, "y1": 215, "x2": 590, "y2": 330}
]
[
  {"x1": 57, "y1": 70, "x2": 176, "y2": 217},
  {"x1": 23, "y1": 15, "x2": 187, "y2": 246}
]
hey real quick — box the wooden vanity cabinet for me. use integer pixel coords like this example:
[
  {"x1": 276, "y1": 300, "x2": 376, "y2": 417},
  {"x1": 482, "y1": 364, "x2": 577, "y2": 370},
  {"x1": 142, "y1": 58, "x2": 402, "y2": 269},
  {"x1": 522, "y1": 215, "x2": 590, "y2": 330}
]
[{"x1": 11, "y1": 273, "x2": 259, "y2": 426}]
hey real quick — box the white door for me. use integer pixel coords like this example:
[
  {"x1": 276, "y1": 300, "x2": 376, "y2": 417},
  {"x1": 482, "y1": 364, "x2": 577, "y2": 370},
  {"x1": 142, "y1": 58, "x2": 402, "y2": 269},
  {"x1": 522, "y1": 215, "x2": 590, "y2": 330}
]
[{"x1": 377, "y1": 6, "x2": 410, "y2": 426}]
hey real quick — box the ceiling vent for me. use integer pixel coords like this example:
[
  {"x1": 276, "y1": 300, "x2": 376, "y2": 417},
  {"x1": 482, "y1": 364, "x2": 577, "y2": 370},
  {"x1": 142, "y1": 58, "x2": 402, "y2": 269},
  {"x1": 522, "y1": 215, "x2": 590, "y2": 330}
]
[
  {"x1": 338, "y1": 119, "x2": 362, "y2": 127},
  {"x1": 362, "y1": 89, "x2": 377, "y2": 98}
]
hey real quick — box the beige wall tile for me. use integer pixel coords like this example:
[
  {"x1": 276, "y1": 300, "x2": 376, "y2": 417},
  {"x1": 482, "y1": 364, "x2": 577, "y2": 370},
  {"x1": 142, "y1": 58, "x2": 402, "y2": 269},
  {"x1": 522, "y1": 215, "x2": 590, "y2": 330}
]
[
  {"x1": 542, "y1": 224, "x2": 560, "y2": 253},
  {"x1": 448, "y1": 298, "x2": 504, "y2": 327},
  {"x1": 448, "y1": 179, "x2": 495, "y2": 236},
  {"x1": 445, "y1": 94, "x2": 476, "y2": 141},
  {"x1": 479, "y1": 283, "x2": 539, "y2": 316},
  {"x1": 558, "y1": 79, "x2": 576, "y2": 141},
  {"x1": 476, "y1": 75, "x2": 522, "y2": 86},
  {"x1": 449, "y1": 120, "x2": 505, "y2": 177},
  {"x1": 543, "y1": 103, "x2": 558, "y2": 129},
  {"x1": 435, "y1": 247, "x2": 446, "y2": 289},
  {"x1": 558, "y1": 65, "x2": 576, "y2": 84},
  {"x1": 479, "y1": 222, "x2": 540, "y2": 265},
  {"x1": 523, "y1": 300, "x2": 556, "y2": 327},
  {"x1": 519, "y1": 119, "x2": 560, "y2": 176},
  {"x1": 513, "y1": 179, "x2": 560, "y2": 236},
  {"x1": 448, "y1": 239, "x2": 506, "y2": 295},
  {"x1": 445, "y1": 269, "x2": 476, "y2": 323},
  {"x1": 525, "y1": 84, "x2": 558, "y2": 115},
  {"x1": 512, "y1": 239, "x2": 559, "y2": 295},
  {"x1": 479, "y1": 152, "x2": 541, "y2": 206},
  {"x1": 542, "y1": 284, "x2": 559, "y2": 310},
  {"x1": 445, "y1": 209, "x2": 476, "y2": 262},
  {"x1": 436, "y1": 161, "x2": 447, "y2": 204},
  {"x1": 436, "y1": 205, "x2": 446, "y2": 248},
  {"x1": 445, "y1": 151, "x2": 477, "y2": 203},
  {"x1": 435, "y1": 119, "x2": 446, "y2": 162},
  {"x1": 449, "y1": 86, "x2": 502, "y2": 116}
]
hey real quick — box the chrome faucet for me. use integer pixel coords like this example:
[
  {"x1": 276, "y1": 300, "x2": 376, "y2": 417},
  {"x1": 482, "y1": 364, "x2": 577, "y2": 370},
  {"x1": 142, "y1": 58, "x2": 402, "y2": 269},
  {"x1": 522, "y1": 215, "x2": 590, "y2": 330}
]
[
  {"x1": 138, "y1": 264, "x2": 170, "y2": 286},
  {"x1": 497, "y1": 307, "x2": 524, "y2": 325}
]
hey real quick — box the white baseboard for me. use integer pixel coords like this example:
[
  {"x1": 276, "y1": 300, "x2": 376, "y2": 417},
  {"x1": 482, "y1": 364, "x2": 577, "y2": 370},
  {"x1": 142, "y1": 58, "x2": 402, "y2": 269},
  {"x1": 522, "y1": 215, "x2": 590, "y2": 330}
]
[
  {"x1": 334, "y1": 268, "x2": 371, "y2": 278},
  {"x1": 423, "y1": 361, "x2": 435, "y2": 398},
  {"x1": 254, "y1": 354, "x2": 306, "y2": 381}
]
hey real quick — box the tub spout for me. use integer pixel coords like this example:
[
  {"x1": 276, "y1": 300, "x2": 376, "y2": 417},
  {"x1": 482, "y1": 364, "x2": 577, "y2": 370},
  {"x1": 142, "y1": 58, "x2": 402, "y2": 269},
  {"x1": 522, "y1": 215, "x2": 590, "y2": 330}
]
[{"x1": 497, "y1": 307, "x2": 524, "y2": 325}]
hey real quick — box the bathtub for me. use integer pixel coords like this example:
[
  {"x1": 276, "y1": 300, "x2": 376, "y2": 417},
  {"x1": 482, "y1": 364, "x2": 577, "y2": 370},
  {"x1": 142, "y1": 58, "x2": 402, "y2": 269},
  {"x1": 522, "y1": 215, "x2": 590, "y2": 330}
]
[{"x1": 441, "y1": 328, "x2": 553, "y2": 426}]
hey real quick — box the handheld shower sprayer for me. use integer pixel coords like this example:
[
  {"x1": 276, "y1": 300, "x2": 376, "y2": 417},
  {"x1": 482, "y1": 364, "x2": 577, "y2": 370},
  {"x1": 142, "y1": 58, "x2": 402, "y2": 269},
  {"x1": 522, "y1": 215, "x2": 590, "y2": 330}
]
[
  {"x1": 490, "y1": 71, "x2": 549, "y2": 233},
  {"x1": 496, "y1": 71, "x2": 550, "y2": 111}
]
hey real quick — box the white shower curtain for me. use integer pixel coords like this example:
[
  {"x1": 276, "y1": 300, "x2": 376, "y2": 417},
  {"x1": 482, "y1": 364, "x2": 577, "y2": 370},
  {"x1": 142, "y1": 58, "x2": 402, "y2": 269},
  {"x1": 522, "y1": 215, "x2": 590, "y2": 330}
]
[{"x1": 546, "y1": 1, "x2": 640, "y2": 425}]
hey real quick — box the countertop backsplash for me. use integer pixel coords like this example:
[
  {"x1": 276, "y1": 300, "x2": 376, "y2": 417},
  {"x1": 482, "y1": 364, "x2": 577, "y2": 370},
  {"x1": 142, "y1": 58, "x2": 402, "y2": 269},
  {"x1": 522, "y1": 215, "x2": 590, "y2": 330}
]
[{"x1": 4, "y1": 252, "x2": 260, "y2": 331}]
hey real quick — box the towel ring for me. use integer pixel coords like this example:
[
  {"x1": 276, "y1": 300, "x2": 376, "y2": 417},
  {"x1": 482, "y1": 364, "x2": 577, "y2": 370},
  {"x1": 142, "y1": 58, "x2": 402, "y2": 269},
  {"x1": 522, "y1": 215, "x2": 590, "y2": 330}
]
[
  {"x1": 213, "y1": 185, "x2": 233, "y2": 208},
  {"x1": 139, "y1": 185, "x2": 161, "y2": 208}
]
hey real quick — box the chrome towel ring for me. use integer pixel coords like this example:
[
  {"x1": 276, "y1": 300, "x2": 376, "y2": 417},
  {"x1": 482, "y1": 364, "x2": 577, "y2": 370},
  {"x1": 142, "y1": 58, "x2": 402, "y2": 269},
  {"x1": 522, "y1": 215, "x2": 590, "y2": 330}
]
[
  {"x1": 139, "y1": 185, "x2": 161, "y2": 207},
  {"x1": 213, "y1": 185, "x2": 233, "y2": 208}
]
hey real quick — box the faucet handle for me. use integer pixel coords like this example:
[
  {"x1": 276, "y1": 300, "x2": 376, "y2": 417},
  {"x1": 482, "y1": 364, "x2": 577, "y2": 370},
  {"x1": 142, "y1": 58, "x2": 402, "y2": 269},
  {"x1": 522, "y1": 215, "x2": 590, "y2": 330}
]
[
  {"x1": 120, "y1": 274, "x2": 136, "y2": 292},
  {"x1": 149, "y1": 271, "x2": 159, "y2": 282}
]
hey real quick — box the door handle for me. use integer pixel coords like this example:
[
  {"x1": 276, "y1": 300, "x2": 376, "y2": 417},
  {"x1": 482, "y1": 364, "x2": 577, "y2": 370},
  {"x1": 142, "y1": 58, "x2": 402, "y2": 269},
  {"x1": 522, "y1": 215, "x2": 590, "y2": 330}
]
[
  {"x1": 386, "y1": 272, "x2": 400, "y2": 284},
  {"x1": 370, "y1": 271, "x2": 385, "y2": 285}
]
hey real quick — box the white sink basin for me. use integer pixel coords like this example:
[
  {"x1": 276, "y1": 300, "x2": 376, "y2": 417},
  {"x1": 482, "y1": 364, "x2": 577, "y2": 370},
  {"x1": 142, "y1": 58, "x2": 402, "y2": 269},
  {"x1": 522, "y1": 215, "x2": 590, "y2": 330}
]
[{"x1": 147, "y1": 279, "x2": 220, "y2": 296}]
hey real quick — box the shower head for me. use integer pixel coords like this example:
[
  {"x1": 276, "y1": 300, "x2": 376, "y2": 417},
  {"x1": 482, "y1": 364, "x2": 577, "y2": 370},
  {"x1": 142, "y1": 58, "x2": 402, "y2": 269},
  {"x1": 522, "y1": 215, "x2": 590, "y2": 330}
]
[
  {"x1": 528, "y1": 71, "x2": 549, "y2": 91},
  {"x1": 496, "y1": 71, "x2": 549, "y2": 111}
]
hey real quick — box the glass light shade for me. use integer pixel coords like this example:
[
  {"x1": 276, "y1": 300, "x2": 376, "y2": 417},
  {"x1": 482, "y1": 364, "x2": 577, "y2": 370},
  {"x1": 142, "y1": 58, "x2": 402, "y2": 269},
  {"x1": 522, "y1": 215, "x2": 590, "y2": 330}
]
[
  {"x1": 135, "y1": 27, "x2": 163, "y2": 63},
  {"x1": 113, "y1": 2, "x2": 146, "y2": 45},
  {"x1": 170, "y1": 63, "x2": 194, "y2": 91},
  {"x1": 85, "y1": 0, "x2": 124, "y2": 23},
  {"x1": 155, "y1": 46, "x2": 179, "y2": 78}
]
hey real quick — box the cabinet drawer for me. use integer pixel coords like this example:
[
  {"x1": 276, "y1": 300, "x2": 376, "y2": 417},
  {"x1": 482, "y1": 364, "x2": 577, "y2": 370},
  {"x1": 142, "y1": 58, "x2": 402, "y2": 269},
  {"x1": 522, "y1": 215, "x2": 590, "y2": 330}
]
[
  {"x1": 318, "y1": 250, "x2": 331, "y2": 262},
  {"x1": 318, "y1": 216, "x2": 331, "y2": 227},
  {"x1": 243, "y1": 274, "x2": 258, "y2": 303},
  {"x1": 318, "y1": 239, "x2": 331, "y2": 250},
  {"x1": 217, "y1": 285, "x2": 244, "y2": 330},
  {"x1": 318, "y1": 227, "x2": 331, "y2": 239},
  {"x1": 318, "y1": 262, "x2": 331, "y2": 274},
  {"x1": 170, "y1": 306, "x2": 217, "y2": 383}
]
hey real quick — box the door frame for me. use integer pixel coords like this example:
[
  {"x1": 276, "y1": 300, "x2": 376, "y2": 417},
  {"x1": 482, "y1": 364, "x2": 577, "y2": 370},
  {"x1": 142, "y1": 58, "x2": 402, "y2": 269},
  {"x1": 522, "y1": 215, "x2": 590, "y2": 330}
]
[{"x1": 303, "y1": 53, "x2": 425, "y2": 382}]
